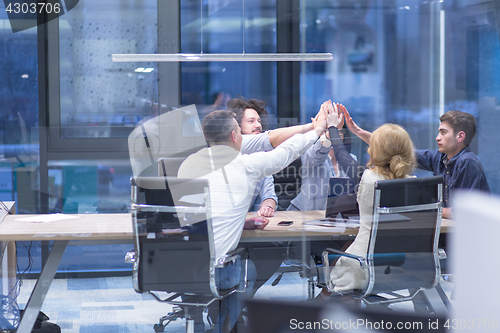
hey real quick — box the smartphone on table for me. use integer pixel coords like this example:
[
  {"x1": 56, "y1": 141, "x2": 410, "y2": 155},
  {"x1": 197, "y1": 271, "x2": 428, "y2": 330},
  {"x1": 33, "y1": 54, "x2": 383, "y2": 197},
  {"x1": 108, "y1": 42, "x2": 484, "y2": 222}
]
[{"x1": 277, "y1": 220, "x2": 293, "y2": 226}]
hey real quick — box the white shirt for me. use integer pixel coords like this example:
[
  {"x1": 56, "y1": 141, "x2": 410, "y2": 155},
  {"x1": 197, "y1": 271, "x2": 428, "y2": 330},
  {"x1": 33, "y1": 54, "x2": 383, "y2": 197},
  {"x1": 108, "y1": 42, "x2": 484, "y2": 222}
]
[
  {"x1": 178, "y1": 131, "x2": 318, "y2": 262},
  {"x1": 241, "y1": 131, "x2": 273, "y2": 154}
]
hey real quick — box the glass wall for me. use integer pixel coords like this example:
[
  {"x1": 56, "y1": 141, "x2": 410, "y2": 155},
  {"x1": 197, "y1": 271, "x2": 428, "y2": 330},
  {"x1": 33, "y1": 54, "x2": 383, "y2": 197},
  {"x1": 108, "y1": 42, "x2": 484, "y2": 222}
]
[
  {"x1": 42, "y1": 0, "x2": 281, "y2": 275},
  {"x1": 2, "y1": 0, "x2": 500, "y2": 296},
  {"x1": 0, "y1": 5, "x2": 39, "y2": 210},
  {"x1": 1, "y1": 0, "x2": 500, "y2": 330},
  {"x1": 300, "y1": 0, "x2": 500, "y2": 194},
  {"x1": 181, "y1": 0, "x2": 278, "y2": 124},
  {"x1": 2, "y1": 0, "x2": 499, "y2": 276},
  {"x1": 45, "y1": 0, "x2": 161, "y2": 275},
  {"x1": 59, "y1": 0, "x2": 159, "y2": 139}
]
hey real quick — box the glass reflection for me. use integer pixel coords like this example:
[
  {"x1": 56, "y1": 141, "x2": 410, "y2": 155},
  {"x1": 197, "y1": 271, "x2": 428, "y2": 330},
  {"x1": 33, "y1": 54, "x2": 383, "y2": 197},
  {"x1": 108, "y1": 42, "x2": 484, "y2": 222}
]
[{"x1": 59, "y1": 0, "x2": 158, "y2": 139}]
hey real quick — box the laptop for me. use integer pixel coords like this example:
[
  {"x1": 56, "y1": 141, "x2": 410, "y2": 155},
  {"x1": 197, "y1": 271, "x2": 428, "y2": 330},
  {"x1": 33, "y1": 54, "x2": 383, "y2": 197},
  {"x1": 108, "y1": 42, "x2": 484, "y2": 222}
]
[
  {"x1": 302, "y1": 177, "x2": 360, "y2": 228},
  {"x1": 325, "y1": 177, "x2": 359, "y2": 220},
  {"x1": 308, "y1": 177, "x2": 413, "y2": 228}
]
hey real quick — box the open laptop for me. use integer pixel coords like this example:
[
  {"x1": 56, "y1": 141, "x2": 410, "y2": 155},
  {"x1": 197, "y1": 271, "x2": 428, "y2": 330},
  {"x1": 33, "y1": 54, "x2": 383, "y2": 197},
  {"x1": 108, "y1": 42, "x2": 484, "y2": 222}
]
[
  {"x1": 324, "y1": 177, "x2": 359, "y2": 221},
  {"x1": 308, "y1": 177, "x2": 412, "y2": 228},
  {"x1": 302, "y1": 177, "x2": 359, "y2": 228}
]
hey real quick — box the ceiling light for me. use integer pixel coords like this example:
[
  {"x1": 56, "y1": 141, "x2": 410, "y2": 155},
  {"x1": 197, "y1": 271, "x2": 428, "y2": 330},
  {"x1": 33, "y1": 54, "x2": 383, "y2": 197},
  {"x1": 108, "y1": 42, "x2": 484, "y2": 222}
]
[
  {"x1": 113, "y1": 53, "x2": 332, "y2": 62},
  {"x1": 113, "y1": 0, "x2": 332, "y2": 64}
]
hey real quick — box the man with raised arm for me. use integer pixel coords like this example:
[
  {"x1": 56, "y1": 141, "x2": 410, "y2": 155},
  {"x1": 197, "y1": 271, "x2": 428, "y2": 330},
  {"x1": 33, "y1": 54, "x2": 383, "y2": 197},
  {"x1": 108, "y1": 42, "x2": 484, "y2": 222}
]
[
  {"x1": 227, "y1": 96, "x2": 326, "y2": 215},
  {"x1": 226, "y1": 97, "x2": 278, "y2": 217},
  {"x1": 178, "y1": 109, "x2": 326, "y2": 333},
  {"x1": 340, "y1": 107, "x2": 489, "y2": 218}
]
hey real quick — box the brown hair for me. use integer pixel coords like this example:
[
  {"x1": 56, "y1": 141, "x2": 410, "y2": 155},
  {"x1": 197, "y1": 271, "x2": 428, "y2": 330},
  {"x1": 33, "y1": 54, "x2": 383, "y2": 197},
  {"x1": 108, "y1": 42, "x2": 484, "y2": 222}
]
[
  {"x1": 226, "y1": 96, "x2": 269, "y2": 130},
  {"x1": 439, "y1": 110, "x2": 476, "y2": 146},
  {"x1": 367, "y1": 124, "x2": 416, "y2": 180},
  {"x1": 201, "y1": 110, "x2": 238, "y2": 143}
]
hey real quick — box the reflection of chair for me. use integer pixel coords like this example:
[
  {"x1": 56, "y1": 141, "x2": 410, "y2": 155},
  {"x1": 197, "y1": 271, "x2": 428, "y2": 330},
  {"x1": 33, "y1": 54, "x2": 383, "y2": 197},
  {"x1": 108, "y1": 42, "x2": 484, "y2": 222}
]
[
  {"x1": 322, "y1": 176, "x2": 448, "y2": 313},
  {"x1": 157, "y1": 157, "x2": 185, "y2": 177},
  {"x1": 127, "y1": 176, "x2": 248, "y2": 333},
  {"x1": 273, "y1": 158, "x2": 301, "y2": 210}
]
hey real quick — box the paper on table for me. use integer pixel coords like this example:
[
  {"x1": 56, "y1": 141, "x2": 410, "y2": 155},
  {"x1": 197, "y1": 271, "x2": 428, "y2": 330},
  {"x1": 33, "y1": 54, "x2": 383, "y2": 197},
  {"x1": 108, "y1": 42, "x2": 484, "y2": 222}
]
[
  {"x1": 304, "y1": 217, "x2": 360, "y2": 228},
  {"x1": 302, "y1": 224, "x2": 346, "y2": 233},
  {"x1": 15, "y1": 214, "x2": 80, "y2": 223}
]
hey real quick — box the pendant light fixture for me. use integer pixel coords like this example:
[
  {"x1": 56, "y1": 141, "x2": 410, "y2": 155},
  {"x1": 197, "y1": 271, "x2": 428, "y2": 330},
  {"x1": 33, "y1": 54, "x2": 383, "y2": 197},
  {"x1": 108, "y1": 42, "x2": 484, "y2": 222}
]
[{"x1": 113, "y1": 0, "x2": 332, "y2": 63}]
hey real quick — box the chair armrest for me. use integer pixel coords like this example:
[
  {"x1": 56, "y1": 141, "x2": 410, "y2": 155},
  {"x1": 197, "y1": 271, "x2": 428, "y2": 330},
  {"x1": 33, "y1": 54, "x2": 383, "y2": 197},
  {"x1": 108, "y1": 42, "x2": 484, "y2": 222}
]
[
  {"x1": 227, "y1": 247, "x2": 249, "y2": 259},
  {"x1": 124, "y1": 250, "x2": 136, "y2": 264},
  {"x1": 215, "y1": 247, "x2": 249, "y2": 294},
  {"x1": 321, "y1": 248, "x2": 367, "y2": 292},
  {"x1": 438, "y1": 248, "x2": 447, "y2": 260},
  {"x1": 216, "y1": 247, "x2": 249, "y2": 267},
  {"x1": 322, "y1": 247, "x2": 367, "y2": 269}
]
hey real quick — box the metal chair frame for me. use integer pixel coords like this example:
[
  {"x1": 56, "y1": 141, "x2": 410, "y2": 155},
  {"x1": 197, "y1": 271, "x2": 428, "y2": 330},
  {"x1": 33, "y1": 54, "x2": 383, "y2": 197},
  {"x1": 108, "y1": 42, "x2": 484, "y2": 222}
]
[
  {"x1": 323, "y1": 176, "x2": 444, "y2": 308},
  {"x1": 128, "y1": 176, "x2": 248, "y2": 333}
]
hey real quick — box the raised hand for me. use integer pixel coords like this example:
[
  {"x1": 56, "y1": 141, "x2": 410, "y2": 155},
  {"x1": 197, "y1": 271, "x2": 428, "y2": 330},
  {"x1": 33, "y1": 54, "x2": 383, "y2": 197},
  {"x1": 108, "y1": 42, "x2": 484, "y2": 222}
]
[
  {"x1": 335, "y1": 103, "x2": 345, "y2": 129},
  {"x1": 338, "y1": 104, "x2": 371, "y2": 144},
  {"x1": 312, "y1": 102, "x2": 327, "y2": 136},
  {"x1": 325, "y1": 100, "x2": 343, "y2": 129},
  {"x1": 338, "y1": 104, "x2": 356, "y2": 132}
]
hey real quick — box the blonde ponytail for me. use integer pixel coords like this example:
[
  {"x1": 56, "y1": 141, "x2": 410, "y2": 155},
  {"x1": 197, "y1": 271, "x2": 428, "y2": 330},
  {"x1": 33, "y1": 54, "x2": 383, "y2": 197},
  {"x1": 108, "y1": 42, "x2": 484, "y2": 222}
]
[{"x1": 367, "y1": 124, "x2": 416, "y2": 180}]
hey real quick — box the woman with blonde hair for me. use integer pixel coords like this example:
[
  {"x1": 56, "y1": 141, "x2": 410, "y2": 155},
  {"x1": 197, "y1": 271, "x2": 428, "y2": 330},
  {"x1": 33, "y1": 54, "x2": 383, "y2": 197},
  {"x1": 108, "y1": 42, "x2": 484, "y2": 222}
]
[
  {"x1": 325, "y1": 102, "x2": 416, "y2": 293},
  {"x1": 366, "y1": 123, "x2": 416, "y2": 180}
]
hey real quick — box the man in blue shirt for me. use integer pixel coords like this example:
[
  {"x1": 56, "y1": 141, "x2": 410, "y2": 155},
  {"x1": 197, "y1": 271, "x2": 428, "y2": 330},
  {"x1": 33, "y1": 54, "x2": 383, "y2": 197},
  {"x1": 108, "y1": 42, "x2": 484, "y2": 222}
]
[
  {"x1": 414, "y1": 111, "x2": 489, "y2": 218},
  {"x1": 343, "y1": 108, "x2": 489, "y2": 218}
]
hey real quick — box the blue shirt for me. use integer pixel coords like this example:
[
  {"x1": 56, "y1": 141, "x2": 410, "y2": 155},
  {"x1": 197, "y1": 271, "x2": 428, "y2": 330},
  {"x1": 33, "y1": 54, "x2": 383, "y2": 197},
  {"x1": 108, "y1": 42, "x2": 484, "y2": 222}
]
[
  {"x1": 250, "y1": 175, "x2": 278, "y2": 211},
  {"x1": 289, "y1": 138, "x2": 356, "y2": 211},
  {"x1": 415, "y1": 147, "x2": 490, "y2": 207}
]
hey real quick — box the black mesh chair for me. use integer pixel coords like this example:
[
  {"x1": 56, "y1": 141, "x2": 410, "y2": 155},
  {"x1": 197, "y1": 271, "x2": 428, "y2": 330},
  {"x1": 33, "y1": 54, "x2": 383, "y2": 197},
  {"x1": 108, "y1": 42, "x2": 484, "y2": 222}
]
[
  {"x1": 273, "y1": 158, "x2": 301, "y2": 210},
  {"x1": 322, "y1": 176, "x2": 448, "y2": 313},
  {"x1": 126, "y1": 176, "x2": 248, "y2": 333}
]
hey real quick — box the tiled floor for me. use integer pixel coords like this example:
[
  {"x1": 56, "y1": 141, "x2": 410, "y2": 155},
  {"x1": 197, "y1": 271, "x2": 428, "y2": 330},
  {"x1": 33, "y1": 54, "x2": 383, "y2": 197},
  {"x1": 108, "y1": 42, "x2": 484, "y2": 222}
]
[{"x1": 12, "y1": 272, "x2": 453, "y2": 333}]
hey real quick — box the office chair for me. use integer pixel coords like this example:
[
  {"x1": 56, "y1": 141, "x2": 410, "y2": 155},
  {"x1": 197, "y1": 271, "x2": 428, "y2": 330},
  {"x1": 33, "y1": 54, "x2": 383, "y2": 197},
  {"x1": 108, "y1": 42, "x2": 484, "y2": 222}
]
[
  {"x1": 126, "y1": 176, "x2": 248, "y2": 333},
  {"x1": 273, "y1": 158, "x2": 301, "y2": 210},
  {"x1": 321, "y1": 176, "x2": 449, "y2": 314}
]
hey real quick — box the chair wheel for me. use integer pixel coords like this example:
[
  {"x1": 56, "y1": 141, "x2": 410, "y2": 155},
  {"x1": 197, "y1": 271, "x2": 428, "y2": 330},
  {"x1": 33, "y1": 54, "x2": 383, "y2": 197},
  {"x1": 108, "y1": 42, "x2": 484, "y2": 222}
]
[{"x1": 153, "y1": 324, "x2": 165, "y2": 332}]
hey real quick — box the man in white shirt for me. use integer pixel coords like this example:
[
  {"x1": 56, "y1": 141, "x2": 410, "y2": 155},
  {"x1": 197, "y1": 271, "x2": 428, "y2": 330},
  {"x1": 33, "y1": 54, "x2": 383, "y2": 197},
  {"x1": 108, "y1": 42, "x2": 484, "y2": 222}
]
[
  {"x1": 227, "y1": 97, "x2": 278, "y2": 217},
  {"x1": 178, "y1": 109, "x2": 326, "y2": 333},
  {"x1": 228, "y1": 96, "x2": 330, "y2": 308},
  {"x1": 232, "y1": 96, "x2": 324, "y2": 213}
]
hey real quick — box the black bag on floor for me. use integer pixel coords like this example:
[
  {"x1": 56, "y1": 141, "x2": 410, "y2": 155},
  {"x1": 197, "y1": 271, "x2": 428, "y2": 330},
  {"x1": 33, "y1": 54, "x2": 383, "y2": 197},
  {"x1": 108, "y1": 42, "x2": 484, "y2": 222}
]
[{"x1": 18, "y1": 311, "x2": 61, "y2": 333}]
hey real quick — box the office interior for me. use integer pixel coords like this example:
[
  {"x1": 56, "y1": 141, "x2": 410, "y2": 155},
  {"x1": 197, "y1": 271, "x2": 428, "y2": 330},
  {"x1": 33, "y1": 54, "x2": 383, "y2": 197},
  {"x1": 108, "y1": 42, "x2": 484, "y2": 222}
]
[{"x1": 1, "y1": 0, "x2": 499, "y2": 332}]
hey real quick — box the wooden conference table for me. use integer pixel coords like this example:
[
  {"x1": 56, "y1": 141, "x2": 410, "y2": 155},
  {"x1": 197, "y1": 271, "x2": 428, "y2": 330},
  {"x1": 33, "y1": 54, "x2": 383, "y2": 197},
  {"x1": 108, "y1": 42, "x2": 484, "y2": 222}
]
[
  {"x1": 0, "y1": 209, "x2": 453, "y2": 242},
  {"x1": 0, "y1": 209, "x2": 452, "y2": 333}
]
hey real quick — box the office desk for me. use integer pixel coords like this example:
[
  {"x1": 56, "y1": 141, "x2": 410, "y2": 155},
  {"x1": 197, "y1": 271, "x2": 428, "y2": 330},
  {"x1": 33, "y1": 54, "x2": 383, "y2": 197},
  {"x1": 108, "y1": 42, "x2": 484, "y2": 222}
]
[
  {"x1": 0, "y1": 212, "x2": 133, "y2": 333},
  {"x1": 243, "y1": 210, "x2": 452, "y2": 241},
  {"x1": 0, "y1": 202, "x2": 16, "y2": 301},
  {"x1": 0, "y1": 211, "x2": 452, "y2": 332},
  {"x1": 0, "y1": 210, "x2": 452, "y2": 242},
  {"x1": 0, "y1": 210, "x2": 343, "y2": 333}
]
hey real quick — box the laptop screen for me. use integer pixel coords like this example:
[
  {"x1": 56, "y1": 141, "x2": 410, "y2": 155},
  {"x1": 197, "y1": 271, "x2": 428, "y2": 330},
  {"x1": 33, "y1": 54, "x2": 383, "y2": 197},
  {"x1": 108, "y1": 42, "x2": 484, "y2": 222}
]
[{"x1": 325, "y1": 177, "x2": 358, "y2": 218}]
